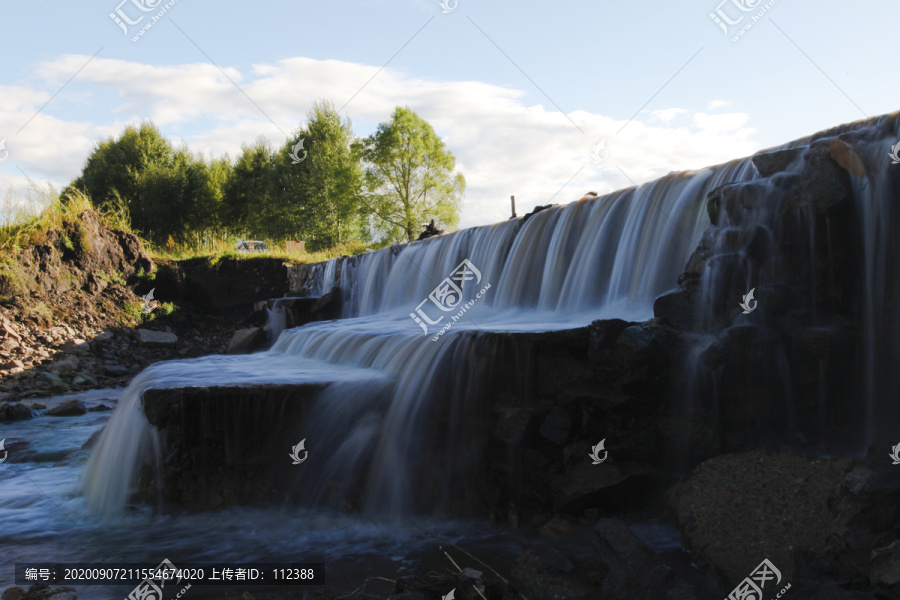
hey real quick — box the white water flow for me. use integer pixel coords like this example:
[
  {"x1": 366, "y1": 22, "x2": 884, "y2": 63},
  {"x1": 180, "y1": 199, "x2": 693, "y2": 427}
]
[{"x1": 82, "y1": 155, "x2": 778, "y2": 517}]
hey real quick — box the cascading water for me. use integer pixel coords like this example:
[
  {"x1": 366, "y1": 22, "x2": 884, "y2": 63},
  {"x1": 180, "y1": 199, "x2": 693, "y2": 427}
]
[
  {"x1": 81, "y1": 112, "x2": 900, "y2": 519},
  {"x1": 679, "y1": 113, "x2": 900, "y2": 453}
]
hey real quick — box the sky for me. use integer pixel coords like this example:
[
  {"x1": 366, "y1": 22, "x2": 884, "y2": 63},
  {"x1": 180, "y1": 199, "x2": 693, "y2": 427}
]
[{"x1": 0, "y1": 0, "x2": 896, "y2": 229}]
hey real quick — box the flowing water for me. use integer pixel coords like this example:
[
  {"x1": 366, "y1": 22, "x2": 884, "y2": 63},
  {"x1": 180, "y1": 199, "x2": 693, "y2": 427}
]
[{"x1": 4, "y1": 113, "x2": 900, "y2": 598}]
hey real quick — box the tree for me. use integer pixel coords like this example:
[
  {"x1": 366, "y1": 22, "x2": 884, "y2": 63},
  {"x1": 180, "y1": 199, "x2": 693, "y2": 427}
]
[
  {"x1": 272, "y1": 101, "x2": 365, "y2": 251},
  {"x1": 222, "y1": 138, "x2": 277, "y2": 238},
  {"x1": 359, "y1": 106, "x2": 464, "y2": 243},
  {"x1": 66, "y1": 121, "x2": 175, "y2": 237}
]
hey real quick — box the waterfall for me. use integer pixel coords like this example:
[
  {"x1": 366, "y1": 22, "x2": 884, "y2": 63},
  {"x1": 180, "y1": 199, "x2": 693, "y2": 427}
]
[{"x1": 81, "y1": 112, "x2": 900, "y2": 516}]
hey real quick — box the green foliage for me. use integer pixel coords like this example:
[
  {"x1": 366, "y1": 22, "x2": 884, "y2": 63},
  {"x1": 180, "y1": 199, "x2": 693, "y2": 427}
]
[
  {"x1": 359, "y1": 106, "x2": 464, "y2": 243},
  {"x1": 59, "y1": 104, "x2": 464, "y2": 257},
  {"x1": 222, "y1": 138, "x2": 277, "y2": 238}
]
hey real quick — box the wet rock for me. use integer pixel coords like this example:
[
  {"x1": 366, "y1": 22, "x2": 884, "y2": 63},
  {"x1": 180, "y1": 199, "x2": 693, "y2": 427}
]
[
  {"x1": 512, "y1": 548, "x2": 596, "y2": 600},
  {"x1": 0, "y1": 402, "x2": 33, "y2": 421},
  {"x1": 869, "y1": 540, "x2": 900, "y2": 587},
  {"x1": 493, "y1": 408, "x2": 537, "y2": 447},
  {"x1": 82, "y1": 427, "x2": 105, "y2": 449},
  {"x1": 16, "y1": 585, "x2": 78, "y2": 600},
  {"x1": 226, "y1": 327, "x2": 266, "y2": 354},
  {"x1": 72, "y1": 372, "x2": 98, "y2": 386},
  {"x1": 1, "y1": 587, "x2": 24, "y2": 600},
  {"x1": 87, "y1": 403, "x2": 111, "y2": 412},
  {"x1": 551, "y1": 462, "x2": 645, "y2": 512},
  {"x1": 27, "y1": 402, "x2": 46, "y2": 410},
  {"x1": 311, "y1": 286, "x2": 342, "y2": 319},
  {"x1": 47, "y1": 400, "x2": 87, "y2": 417},
  {"x1": 588, "y1": 318, "x2": 631, "y2": 360},
  {"x1": 137, "y1": 329, "x2": 178, "y2": 346},
  {"x1": 539, "y1": 407, "x2": 572, "y2": 445},
  {"x1": 101, "y1": 365, "x2": 130, "y2": 377},
  {"x1": 751, "y1": 146, "x2": 804, "y2": 177},
  {"x1": 668, "y1": 451, "x2": 852, "y2": 585},
  {"x1": 653, "y1": 287, "x2": 697, "y2": 330},
  {"x1": 522, "y1": 204, "x2": 559, "y2": 222},
  {"x1": 593, "y1": 518, "x2": 671, "y2": 600},
  {"x1": 829, "y1": 137, "x2": 867, "y2": 178}
]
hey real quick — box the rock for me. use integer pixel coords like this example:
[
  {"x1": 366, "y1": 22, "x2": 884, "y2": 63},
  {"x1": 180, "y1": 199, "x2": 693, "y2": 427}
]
[
  {"x1": 82, "y1": 427, "x2": 105, "y2": 449},
  {"x1": 593, "y1": 518, "x2": 656, "y2": 562},
  {"x1": 869, "y1": 540, "x2": 900, "y2": 586},
  {"x1": 615, "y1": 323, "x2": 673, "y2": 372},
  {"x1": 522, "y1": 204, "x2": 558, "y2": 222},
  {"x1": 87, "y1": 404, "x2": 111, "y2": 412},
  {"x1": 101, "y1": 365, "x2": 131, "y2": 377},
  {"x1": 0, "y1": 318, "x2": 22, "y2": 341},
  {"x1": 1, "y1": 358, "x2": 25, "y2": 370},
  {"x1": 829, "y1": 137, "x2": 867, "y2": 177},
  {"x1": 539, "y1": 407, "x2": 573, "y2": 445},
  {"x1": 60, "y1": 339, "x2": 89, "y2": 353},
  {"x1": 27, "y1": 402, "x2": 46, "y2": 410},
  {"x1": 0, "y1": 402, "x2": 33, "y2": 421},
  {"x1": 16, "y1": 585, "x2": 78, "y2": 600},
  {"x1": 512, "y1": 548, "x2": 596, "y2": 600},
  {"x1": 137, "y1": 329, "x2": 178, "y2": 346},
  {"x1": 668, "y1": 451, "x2": 852, "y2": 586},
  {"x1": 751, "y1": 146, "x2": 804, "y2": 177},
  {"x1": 593, "y1": 518, "x2": 672, "y2": 600},
  {"x1": 1, "y1": 587, "x2": 24, "y2": 600},
  {"x1": 493, "y1": 408, "x2": 537, "y2": 447},
  {"x1": 551, "y1": 462, "x2": 644, "y2": 512},
  {"x1": 387, "y1": 594, "x2": 425, "y2": 600},
  {"x1": 47, "y1": 400, "x2": 87, "y2": 417},
  {"x1": 653, "y1": 287, "x2": 697, "y2": 331},
  {"x1": 37, "y1": 372, "x2": 65, "y2": 385},
  {"x1": 588, "y1": 318, "x2": 631, "y2": 359},
  {"x1": 72, "y1": 372, "x2": 98, "y2": 386},
  {"x1": 94, "y1": 330, "x2": 114, "y2": 342},
  {"x1": 796, "y1": 142, "x2": 854, "y2": 213},
  {"x1": 226, "y1": 327, "x2": 267, "y2": 355},
  {"x1": 48, "y1": 356, "x2": 79, "y2": 375},
  {"x1": 311, "y1": 287, "x2": 342, "y2": 318}
]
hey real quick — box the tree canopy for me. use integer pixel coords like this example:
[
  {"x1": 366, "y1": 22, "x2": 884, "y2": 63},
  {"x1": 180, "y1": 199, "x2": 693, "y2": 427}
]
[
  {"x1": 65, "y1": 104, "x2": 464, "y2": 251},
  {"x1": 360, "y1": 106, "x2": 464, "y2": 243}
]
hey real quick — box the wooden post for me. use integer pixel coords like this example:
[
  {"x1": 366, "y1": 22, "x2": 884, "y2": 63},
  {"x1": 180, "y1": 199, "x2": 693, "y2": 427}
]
[{"x1": 510, "y1": 195, "x2": 516, "y2": 218}]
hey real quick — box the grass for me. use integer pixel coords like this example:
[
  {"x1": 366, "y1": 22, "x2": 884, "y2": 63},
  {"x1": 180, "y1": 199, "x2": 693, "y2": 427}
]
[
  {"x1": 1, "y1": 183, "x2": 387, "y2": 276},
  {"x1": 148, "y1": 238, "x2": 380, "y2": 266}
]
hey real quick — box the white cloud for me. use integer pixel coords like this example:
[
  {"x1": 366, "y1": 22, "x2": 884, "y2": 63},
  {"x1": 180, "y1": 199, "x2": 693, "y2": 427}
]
[
  {"x1": 0, "y1": 54, "x2": 762, "y2": 229},
  {"x1": 707, "y1": 100, "x2": 729, "y2": 110}
]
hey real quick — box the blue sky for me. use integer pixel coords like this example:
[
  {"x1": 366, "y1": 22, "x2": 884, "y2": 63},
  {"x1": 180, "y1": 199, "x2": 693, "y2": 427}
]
[{"x1": 0, "y1": 0, "x2": 896, "y2": 228}]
